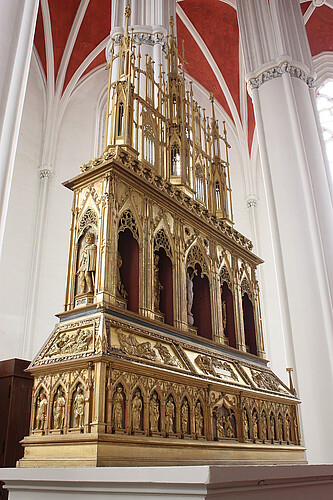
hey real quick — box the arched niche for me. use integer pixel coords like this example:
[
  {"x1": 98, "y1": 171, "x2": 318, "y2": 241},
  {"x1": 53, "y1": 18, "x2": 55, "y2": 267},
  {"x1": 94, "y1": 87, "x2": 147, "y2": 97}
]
[
  {"x1": 221, "y1": 280, "x2": 236, "y2": 349},
  {"x1": 191, "y1": 263, "x2": 212, "y2": 340},
  {"x1": 242, "y1": 292, "x2": 257, "y2": 355},
  {"x1": 155, "y1": 247, "x2": 173, "y2": 326},
  {"x1": 118, "y1": 228, "x2": 139, "y2": 313}
]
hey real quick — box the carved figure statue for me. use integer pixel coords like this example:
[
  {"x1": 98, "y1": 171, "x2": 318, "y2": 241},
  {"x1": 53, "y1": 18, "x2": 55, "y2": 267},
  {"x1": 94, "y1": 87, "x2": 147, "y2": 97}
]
[
  {"x1": 155, "y1": 342, "x2": 178, "y2": 367},
  {"x1": 73, "y1": 386, "x2": 85, "y2": 428},
  {"x1": 270, "y1": 416, "x2": 276, "y2": 440},
  {"x1": 278, "y1": 415, "x2": 284, "y2": 441},
  {"x1": 35, "y1": 392, "x2": 48, "y2": 430},
  {"x1": 225, "y1": 415, "x2": 234, "y2": 438},
  {"x1": 77, "y1": 233, "x2": 97, "y2": 294},
  {"x1": 195, "y1": 401, "x2": 203, "y2": 436},
  {"x1": 53, "y1": 388, "x2": 66, "y2": 430},
  {"x1": 165, "y1": 396, "x2": 175, "y2": 434},
  {"x1": 153, "y1": 254, "x2": 163, "y2": 311},
  {"x1": 262, "y1": 414, "x2": 268, "y2": 441},
  {"x1": 117, "y1": 251, "x2": 127, "y2": 298},
  {"x1": 252, "y1": 412, "x2": 258, "y2": 440},
  {"x1": 181, "y1": 400, "x2": 189, "y2": 434},
  {"x1": 243, "y1": 409, "x2": 249, "y2": 438},
  {"x1": 286, "y1": 416, "x2": 292, "y2": 442},
  {"x1": 132, "y1": 389, "x2": 142, "y2": 431},
  {"x1": 186, "y1": 268, "x2": 197, "y2": 325},
  {"x1": 222, "y1": 300, "x2": 227, "y2": 330},
  {"x1": 150, "y1": 393, "x2": 160, "y2": 432},
  {"x1": 113, "y1": 386, "x2": 124, "y2": 430},
  {"x1": 216, "y1": 413, "x2": 224, "y2": 438}
]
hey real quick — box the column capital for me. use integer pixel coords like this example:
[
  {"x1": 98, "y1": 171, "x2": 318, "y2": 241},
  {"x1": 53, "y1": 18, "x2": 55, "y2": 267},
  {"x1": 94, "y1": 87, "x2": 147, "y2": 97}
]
[
  {"x1": 38, "y1": 165, "x2": 54, "y2": 180},
  {"x1": 245, "y1": 195, "x2": 258, "y2": 209},
  {"x1": 247, "y1": 60, "x2": 316, "y2": 92}
]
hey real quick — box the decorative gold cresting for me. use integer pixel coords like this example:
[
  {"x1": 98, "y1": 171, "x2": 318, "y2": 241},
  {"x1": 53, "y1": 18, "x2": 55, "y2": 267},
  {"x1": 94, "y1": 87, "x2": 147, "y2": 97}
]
[
  {"x1": 103, "y1": 7, "x2": 233, "y2": 222},
  {"x1": 19, "y1": 6, "x2": 304, "y2": 468}
]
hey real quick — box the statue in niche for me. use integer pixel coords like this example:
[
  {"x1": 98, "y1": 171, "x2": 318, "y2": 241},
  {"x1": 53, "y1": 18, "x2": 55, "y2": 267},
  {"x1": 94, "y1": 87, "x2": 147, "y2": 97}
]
[
  {"x1": 216, "y1": 413, "x2": 224, "y2": 438},
  {"x1": 262, "y1": 414, "x2": 268, "y2": 441},
  {"x1": 153, "y1": 254, "x2": 163, "y2": 311},
  {"x1": 222, "y1": 300, "x2": 227, "y2": 331},
  {"x1": 149, "y1": 393, "x2": 160, "y2": 432},
  {"x1": 165, "y1": 396, "x2": 175, "y2": 434},
  {"x1": 252, "y1": 412, "x2": 258, "y2": 441},
  {"x1": 186, "y1": 268, "x2": 197, "y2": 326},
  {"x1": 117, "y1": 251, "x2": 127, "y2": 298},
  {"x1": 53, "y1": 388, "x2": 66, "y2": 430},
  {"x1": 286, "y1": 416, "x2": 292, "y2": 442},
  {"x1": 243, "y1": 409, "x2": 249, "y2": 438},
  {"x1": 113, "y1": 386, "x2": 124, "y2": 430},
  {"x1": 72, "y1": 385, "x2": 85, "y2": 428},
  {"x1": 225, "y1": 415, "x2": 234, "y2": 438},
  {"x1": 35, "y1": 392, "x2": 48, "y2": 430},
  {"x1": 195, "y1": 401, "x2": 203, "y2": 436},
  {"x1": 270, "y1": 415, "x2": 276, "y2": 441},
  {"x1": 181, "y1": 399, "x2": 189, "y2": 434},
  {"x1": 77, "y1": 232, "x2": 97, "y2": 294},
  {"x1": 131, "y1": 389, "x2": 143, "y2": 431},
  {"x1": 278, "y1": 415, "x2": 284, "y2": 441}
]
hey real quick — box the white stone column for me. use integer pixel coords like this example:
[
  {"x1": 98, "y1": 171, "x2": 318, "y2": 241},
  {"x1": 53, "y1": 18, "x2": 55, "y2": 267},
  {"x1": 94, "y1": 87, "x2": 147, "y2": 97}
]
[
  {"x1": 0, "y1": 0, "x2": 39, "y2": 260},
  {"x1": 236, "y1": 0, "x2": 333, "y2": 463},
  {"x1": 22, "y1": 166, "x2": 53, "y2": 360}
]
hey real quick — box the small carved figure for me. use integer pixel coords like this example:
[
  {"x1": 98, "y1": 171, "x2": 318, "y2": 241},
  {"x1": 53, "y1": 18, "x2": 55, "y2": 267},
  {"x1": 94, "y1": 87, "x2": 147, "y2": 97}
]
[
  {"x1": 270, "y1": 416, "x2": 276, "y2": 441},
  {"x1": 73, "y1": 386, "x2": 85, "y2": 428},
  {"x1": 243, "y1": 409, "x2": 249, "y2": 438},
  {"x1": 117, "y1": 331, "x2": 157, "y2": 361},
  {"x1": 216, "y1": 413, "x2": 225, "y2": 438},
  {"x1": 225, "y1": 415, "x2": 234, "y2": 438},
  {"x1": 252, "y1": 412, "x2": 258, "y2": 441},
  {"x1": 222, "y1": 300, "x2": 227, "y2": 330},
  {"x1": 262, "y1": 414, "x2": 268, "y2": 441},
  {"x1": 165, "y1": 396, "x2": 175, "y2": 434},
  {"x1": 181, "y1": 399, "x2": 189, "y2": 434},
  {"x1": 35, "y1": 392, "x2": 48, "y2": 430},
  {"x1": 155, "y1": 341, "x2": 178, "y2": 367},
  {"x1": 153, "y1": 254, "x2": 163, "y2": 311},
  {"x1": 186, "y1": 268, "x2": 197, "y2": 325},
  {"x1": 149, "y1": 393, "x2": 160, "y2": 432},
  {"x1": 286, "y1": 416, "x2": 292, "y2": 442},
  {"x1": 53, "y1": 388, "x2": 66, "y2": 430},
  {"x1": 77, "y1": 233, "x2": 97, "y2": 294},
  {"x1": 278, "y1": 415, "x2": 284, "y2": 441},
  {"x1": 117, "y1": 252, "x2": 127, "y2": 298},
  {"x1": 113, "y1": 386, "x2": 124, "y2": 430},
  {"x1": 132, "y1": 389, "x2": 142, "y2": 431},
  {"x1": 195, "y1": 402, "x2": 203, "y2": 436}
]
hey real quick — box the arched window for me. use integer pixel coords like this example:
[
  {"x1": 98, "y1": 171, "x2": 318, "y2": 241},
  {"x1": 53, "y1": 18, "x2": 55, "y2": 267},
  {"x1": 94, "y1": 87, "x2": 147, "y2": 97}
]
[
  {"x1": 195, "y1": 163, "x2": 204, "y2": 203},
  {"x1": 242, "y1": 292, "x2": 257, "y2": 355},
  {"x1": 215, "y1": 181, "x2": 221, "y2": 210},
  {"x1": 171, "y1": 143, "x2": 181, "y2": 176},
  {"x1": 143, "y1": 122, "x2": 155, "y2": 166},
  {"x1": 172, "y1": 95, "x2": 177, "y2": 117},
  {"x1": 117, "y1": 101, "x2": 124, "y2": 136},
  {"x1": 317, "y1": 81, "x2": 333, "y2": 179}
]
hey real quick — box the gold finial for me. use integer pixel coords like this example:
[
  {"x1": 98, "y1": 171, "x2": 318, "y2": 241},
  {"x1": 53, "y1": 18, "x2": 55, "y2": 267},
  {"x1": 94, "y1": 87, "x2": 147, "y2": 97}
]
[
  {"x1": 286, "y1": 367, "x2": 297, "y2": 396},
  {"x1": 124, "y1": 5, "x2": 131, "y2": 36},
  {"x1": 170, "y1": 16, "x2": 175, "y2": 36},
  {"x1": 209, "y1": 91, "x2": 215, "y2": 103},
  {"x1": 125, "y1": 5, "x2": 131, "y2": 18}
]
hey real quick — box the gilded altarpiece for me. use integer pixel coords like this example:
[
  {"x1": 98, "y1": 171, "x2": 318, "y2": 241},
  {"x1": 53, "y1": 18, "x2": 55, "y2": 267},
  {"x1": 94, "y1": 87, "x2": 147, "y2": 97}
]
[{"x1": 19, "y1": 8, "x2": 305, "y2": 467}]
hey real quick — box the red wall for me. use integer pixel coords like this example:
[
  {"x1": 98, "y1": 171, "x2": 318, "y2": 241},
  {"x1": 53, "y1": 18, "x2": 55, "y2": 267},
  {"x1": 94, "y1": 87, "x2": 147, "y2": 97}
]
[
  {"x1": 242, "y1": 293, "x2": 257, "y2": 355},
  {"x1": 118, "y1": 229, "x2": 139, "y2": 313},
  {"x1": 192, "y1": 265, "x2": 212, "y2": 340}
]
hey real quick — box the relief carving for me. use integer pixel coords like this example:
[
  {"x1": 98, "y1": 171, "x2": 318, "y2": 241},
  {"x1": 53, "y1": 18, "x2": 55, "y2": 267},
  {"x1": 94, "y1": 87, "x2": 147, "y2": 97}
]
[
  {"x1": 117, "y1": 330, "x2": 157, "y2": 360},
  {"x1": 154, "y1": 341, "x2": 179, "y2": 367},
  {"x1": 46, "y1": 328, "x2": 93, "y2": 358}
]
